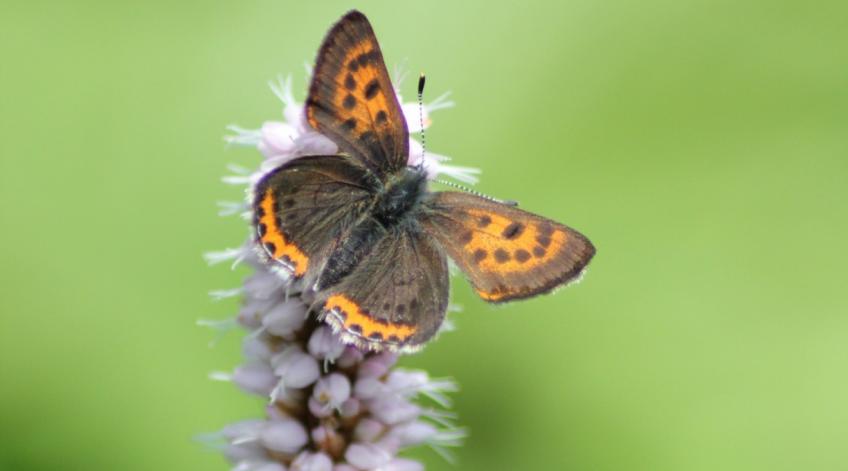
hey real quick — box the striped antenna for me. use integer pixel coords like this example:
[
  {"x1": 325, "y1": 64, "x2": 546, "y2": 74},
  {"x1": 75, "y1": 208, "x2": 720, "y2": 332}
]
[
  {"x1": 435, "y1": 179, "x2": 519, "y2": 207},
  {"x1": 417, "y1": 73, "x2": 427, "y2": 169}
]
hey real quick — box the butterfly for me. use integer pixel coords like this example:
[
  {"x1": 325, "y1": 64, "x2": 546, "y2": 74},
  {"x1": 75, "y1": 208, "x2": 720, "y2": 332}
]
[{"x1": 253, "y1": 10, "x2": 595, "y2": 352}]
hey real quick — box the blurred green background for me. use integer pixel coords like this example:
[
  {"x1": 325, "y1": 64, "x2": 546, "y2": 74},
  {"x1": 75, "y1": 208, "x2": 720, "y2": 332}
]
[{"x1": 2, "y1": 0, "x2": 847, "y2": 470}]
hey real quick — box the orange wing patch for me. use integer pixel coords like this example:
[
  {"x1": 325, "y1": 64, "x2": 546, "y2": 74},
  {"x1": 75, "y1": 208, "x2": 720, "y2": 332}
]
[
  {"x1": 306, "y1": 39, "x2": 402, "y2": 152},
  {"x1": 305, "y1": 11, "x2": 407, "y2": 174},
  {"x1": 463, "y1": 209, "x2": 568, "y2": 275},
  {"x1": 257, "y1": 189, "x2": 309, "y2": 277},
  {"x1": 324, "y1": 294, "x2": 417, "y2": 344}
]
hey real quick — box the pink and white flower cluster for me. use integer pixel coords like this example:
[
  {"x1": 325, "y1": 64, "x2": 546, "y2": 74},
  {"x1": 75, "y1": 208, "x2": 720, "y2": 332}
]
[{"x1": 202, "y1": 71, "x2": 469, "y2": 470}]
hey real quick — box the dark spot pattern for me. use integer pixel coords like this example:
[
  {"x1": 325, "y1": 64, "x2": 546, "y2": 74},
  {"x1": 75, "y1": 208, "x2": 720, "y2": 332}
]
[
  {"x1": 396, "y1": 304, "x2": 406, "y2": 315},
  {"x1": 383, "y1": 302, "x2": 391, "y2": 311},
  {"x1": 255, "y1": 206, "x2": 265, "y2": 218},
  {"x1": 387, "y1": 335, "x2": 401, "y2": 343},
  {"x1": 282, "y1": 199, "x2": 296, "y2": 209},
  {"x1": 494, "y1": 248, "x2": 510, "y2": 263},
  {"x1": 345, "y1": 74, "x2": 356, "y2": 90},
  {"x1": 356, "y1": 50, "x2": 378, "y2": 67},
  {"x1": 514, "y1": 249, "x2": 531, "y2": 263},
  {"x1": 473, "y1": 248, "x2": 488, "y2": 263},
  {"x1": 533, "y1": 246, "x2": 547, "y2": 257},
  {"x1": 375, "y1": 110, "x2": 387, "y2": 124},
  {"x1": 258, "y1": 223, "x2": 267, "y2": 237},
  {"x1": 342, "y1": 118, "x2": 357, "y2": 131},
  {"x1": 337, "y1": 309, "x2": 348, "y2": 320},
  {"x1": 410, "y1": 299, "x2": 419, "y2": 310},
  {"x1": 536, "y1": 234, "x2": 552, "y2": 248},
  {"x1": 502, "y1": 222, "x2": 524, "y2": 239},
  {"x1": 478, "y1": 215, "x2": 492, "y2": 228},
  {"x1": 364, "y1": 79, "x2": 380, "y2": 99},
  {"x1": 360, "y1": 131, "x2": 376, "y2": 144},
  {"x1": 263, "y1": 242, "x2": 276, "y2": 255},
  {"x1": 275, "y1": 215, "x2": 283, "y2": 228},
  {"x1": 343, "y1": 94, "x2": 356, "y2": 110},
  {"x1": 369, "y1": 332, "x2": 383, "y2": 340},
  {"x1": 349, "y1": 323, "x2": 363, "y2": 333},
  {"x1": 459, "y1": 231, "x2": 473, "y2": 245}
]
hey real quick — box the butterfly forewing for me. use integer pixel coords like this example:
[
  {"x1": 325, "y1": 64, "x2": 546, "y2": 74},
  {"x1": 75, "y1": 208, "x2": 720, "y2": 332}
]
[
  {"x1": 316, "y1": 225, "x2": 450, "y2": 352},
  {"x1": 253, "y1": 155, "x2": 376, "y2": 283},
  {"x1": 421, "y1": 192, "x2": 595, "y2": 303},
  {"x1": 306, "y1": 11, "x2": 409, "y2": 178}
]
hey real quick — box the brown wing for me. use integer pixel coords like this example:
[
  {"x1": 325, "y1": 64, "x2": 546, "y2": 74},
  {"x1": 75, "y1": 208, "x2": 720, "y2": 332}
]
[
  {"x1": 316, "y1": 224, "x2": 450, "y2": 353},
  {"x1": 305, "y1": 10, "x2": 409, "y2": 178},
  {"x1": 252, "y1": 155, "x2": 376, "y2": 285},
  {"x1": 420, "y1": 192, "x2": 595, "y2": 303}
]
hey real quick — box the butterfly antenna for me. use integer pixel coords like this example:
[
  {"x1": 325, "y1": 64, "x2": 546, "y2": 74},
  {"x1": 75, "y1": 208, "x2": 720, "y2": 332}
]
[
  {"x1": 416, "y1": 72, "x2": 427, "y2": 172},
  {"x1": 434, "y1": 179, "x2": 519, "y2": 207}
]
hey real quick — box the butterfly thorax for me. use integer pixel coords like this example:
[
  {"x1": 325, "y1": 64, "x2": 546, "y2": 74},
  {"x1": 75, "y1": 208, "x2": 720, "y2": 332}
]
[
  {"x1": 372, "y1": 167, "x2": 428, "y2": 227},
  {"x1": 314, "y1": 167, "x2": 427, "y2": 292}
]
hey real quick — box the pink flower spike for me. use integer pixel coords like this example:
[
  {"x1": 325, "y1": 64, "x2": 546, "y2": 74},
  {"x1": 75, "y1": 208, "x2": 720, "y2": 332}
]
[
  {"x1": 258, "y1": 121, "x2": 298, "y2": 158},
  {"x1": 368, "y1": 396, "x2": 420, "y2": 425},
  {"x1": 262, "y1": 299, "x2": 307, "y2": 337},
  {"x1": 233, "y1": 461, "x2": 288, "y2": 471},
  {"x1": 308, "y1": 326, "x2": 346, "y2": 361},
  {"x1": 384, "y1": 458, "x2": 424, "y2": 471},
  {"x1": 352, "y1": 418, "x2": 385, "y2": 443},
  {"x1": 271, "y1": 346, "x2": 320, "y2": 389},
  {"x1": 344, "y1": 443, "x2": 392, "y2": 470},
  {"x1": 290, "y1": 451, "x2": 333, "y2": 471},
  {"x1": 339, "y1": 398, "x2": 360, "y2": 418},
  {"x1": 233, "y1": 361, "x2": 277, "y2": 396},
  {"x1": 260, "y1": 419, "x2": 308, "y2": 454},
  {"x1": 309, "y1": 373, "x2": 351, "y2": 417}
]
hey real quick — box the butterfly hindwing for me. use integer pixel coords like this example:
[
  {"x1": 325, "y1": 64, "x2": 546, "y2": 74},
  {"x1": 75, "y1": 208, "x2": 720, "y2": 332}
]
[
  {"x1": 421, "y1": 191, "x2": 596, "y2": 303},
  {"x1": 316, "y1": 224, "x2": 450, "y2": 351},
  {"x1": 305, "y1": 10, "x2": 409, "y2": 178},
  {"x1": 253, "y1": 155, "x2": 376, "y2": 283}
]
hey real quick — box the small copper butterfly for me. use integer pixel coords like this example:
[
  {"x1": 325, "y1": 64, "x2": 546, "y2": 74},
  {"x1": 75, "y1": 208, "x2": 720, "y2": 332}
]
[{"x1": 253, "y1": 10, "x2": 595, "y2": 352}]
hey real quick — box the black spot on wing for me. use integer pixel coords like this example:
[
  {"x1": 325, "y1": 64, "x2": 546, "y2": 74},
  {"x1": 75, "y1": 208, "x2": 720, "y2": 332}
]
[
  {"x1": 342, "y1": 118, "x2": 357, "y2": 131},
  {"x1": 364, "y1": 79, "x2": 380, "y2": 100},
  {"x1": 514, "y1": 249, "x2": 531, "y2": 263},
  {"x1": 343, "y1": 94, "x2": 356, "y2": 110},
  {"x1": 502, "y1": 222, "x2": 524, "y2": 239},
  {"x1": 494, "y1": 248, "x2": 510, "y2": 263}
]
